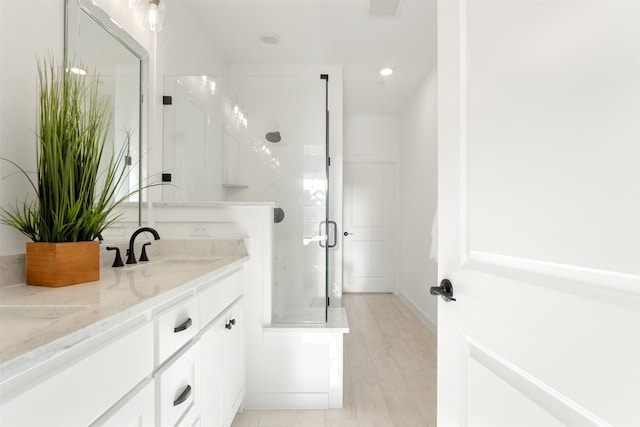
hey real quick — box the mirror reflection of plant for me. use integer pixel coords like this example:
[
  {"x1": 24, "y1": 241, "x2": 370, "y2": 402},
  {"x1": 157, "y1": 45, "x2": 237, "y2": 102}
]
[{"x1": 1, "y1": 57, "x2": 143, "y2": 243}]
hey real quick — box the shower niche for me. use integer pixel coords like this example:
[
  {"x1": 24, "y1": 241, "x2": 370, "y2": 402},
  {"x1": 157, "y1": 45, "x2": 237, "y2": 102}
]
[{"x1": 163, "y1": 74, "x2": 331, "y2": 324}]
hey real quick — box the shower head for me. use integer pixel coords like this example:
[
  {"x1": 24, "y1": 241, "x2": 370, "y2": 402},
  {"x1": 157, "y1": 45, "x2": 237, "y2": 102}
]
[{"x1": 265, "y1": 131, "x2": 281, "y2": 143}]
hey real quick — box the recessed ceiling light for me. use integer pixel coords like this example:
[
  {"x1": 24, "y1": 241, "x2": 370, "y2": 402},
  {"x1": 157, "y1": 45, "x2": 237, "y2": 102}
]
[
  {"x1": 259, "y1": 32, "x2": 281, "y2": 45},
  {"x1": 379, "y1": 68, "x2": 394, "y2": 77}
]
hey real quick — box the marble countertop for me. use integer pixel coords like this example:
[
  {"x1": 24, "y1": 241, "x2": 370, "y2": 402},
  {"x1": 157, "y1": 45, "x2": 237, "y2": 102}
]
[{"x1": 0, "y1": 239, "x2": 248, "y2": 384}]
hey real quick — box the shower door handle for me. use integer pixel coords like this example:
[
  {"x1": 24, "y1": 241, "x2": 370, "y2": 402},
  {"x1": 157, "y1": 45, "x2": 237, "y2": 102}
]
[
  {"x1": 318, "y1": 221, "x2": 338, "y2": 248},
  {"x1": 328, "y1": 221, "x2": 337, "y2": 248},
  {"x1": 318, "y1": 221, "x2": 327, "y2": 248}
]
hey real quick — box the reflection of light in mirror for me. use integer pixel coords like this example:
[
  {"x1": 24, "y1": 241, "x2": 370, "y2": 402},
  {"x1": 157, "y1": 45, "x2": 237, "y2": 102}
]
[
  {"x1": 201, "y1": 75, "x2": 207, "y2": 85},
  {"x1": 209, "y1": 81, "x2": 216, "y2": 95},
  {"x1": 68, "y1": 67, "x2": 87, "y2": 75},
  {"x1": 144, "y1": 0, "x2": 166, "y2": 33},
  {"x1": 122, "y1": 0, "x2": 142, "y2": 8}
]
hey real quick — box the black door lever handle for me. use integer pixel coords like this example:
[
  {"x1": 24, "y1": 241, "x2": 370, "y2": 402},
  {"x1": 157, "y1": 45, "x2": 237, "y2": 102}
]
[{"x1": 430, "y1": 279, "x2": 456, "y2": 302}]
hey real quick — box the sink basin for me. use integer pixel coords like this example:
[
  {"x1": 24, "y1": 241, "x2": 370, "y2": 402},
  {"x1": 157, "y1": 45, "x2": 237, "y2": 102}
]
[{"x1": 0, "y1": 305, "x2": 89, "y2": 329}]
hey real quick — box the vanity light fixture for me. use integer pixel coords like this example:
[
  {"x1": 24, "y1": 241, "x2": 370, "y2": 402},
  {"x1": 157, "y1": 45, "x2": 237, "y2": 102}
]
[
  {"x1": 143, "y1": 0, "x2": 166, "y2": 32},
  {"x1": 379, "y1": 67, "x2": 394, "y2": 77}
]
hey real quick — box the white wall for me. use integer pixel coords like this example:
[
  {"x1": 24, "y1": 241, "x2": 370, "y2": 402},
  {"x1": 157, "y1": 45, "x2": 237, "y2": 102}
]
[
  {"x1": 344, "y1": 115, "x2": 399, "y2": 159},
  {"x1": 0, "y1": 1, "x2": 64, "y2": 255},
  {"x1": 161, "y1": 2, "x2": 228, "y2": 77},
  {"x1": 398, "y1": 64, "x2": 438, "y2": 331}
]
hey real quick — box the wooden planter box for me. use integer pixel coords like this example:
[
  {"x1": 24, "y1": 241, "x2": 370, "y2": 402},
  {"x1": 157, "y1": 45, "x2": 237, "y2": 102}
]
[{"x1": 26, "y1": 241, "x2": 100, "y2": 287}]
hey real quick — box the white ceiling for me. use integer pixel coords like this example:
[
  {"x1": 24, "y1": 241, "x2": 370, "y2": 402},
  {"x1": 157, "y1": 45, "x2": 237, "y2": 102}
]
[{"x1": 182, "y1": 0, "x2": 437, "y2": 116}]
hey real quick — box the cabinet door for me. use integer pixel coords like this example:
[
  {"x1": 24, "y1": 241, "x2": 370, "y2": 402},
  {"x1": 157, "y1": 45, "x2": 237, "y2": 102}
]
[
  {"x1": 200, "y1": 315, "x2": 224, "y2": 427},
  {"x1": 222, "y1": 302, "x2": 244, "y2": 427}
]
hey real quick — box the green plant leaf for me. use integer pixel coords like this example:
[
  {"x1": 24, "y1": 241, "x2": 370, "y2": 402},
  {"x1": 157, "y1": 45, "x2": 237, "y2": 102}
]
[{"x1": 1, "y1": 56, "x2": 152, "y2": 243}]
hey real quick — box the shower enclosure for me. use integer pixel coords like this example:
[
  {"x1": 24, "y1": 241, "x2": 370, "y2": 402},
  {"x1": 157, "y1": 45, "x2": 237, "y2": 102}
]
[{"x1": 163, "y1": 74, "x2": 332, "y2": 323}]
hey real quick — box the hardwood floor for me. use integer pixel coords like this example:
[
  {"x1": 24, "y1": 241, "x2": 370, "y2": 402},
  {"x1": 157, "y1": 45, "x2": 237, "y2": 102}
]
[{"x1": 231, "y1": 293, "x2": 437, "y2": 427}]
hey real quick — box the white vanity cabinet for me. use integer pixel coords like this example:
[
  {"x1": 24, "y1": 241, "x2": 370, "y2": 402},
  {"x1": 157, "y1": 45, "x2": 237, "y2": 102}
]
[
  {"x1": 0, "y1": 263, "x2": 246, "y2": 427},
  {"x1": 154, "y1": 267, "x2": 245, "y2": 427}
]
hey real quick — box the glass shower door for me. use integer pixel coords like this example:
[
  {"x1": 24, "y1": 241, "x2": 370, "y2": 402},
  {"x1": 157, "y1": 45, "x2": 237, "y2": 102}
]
[
  {"x1": 268, "y1": 74, "x2": 329, "y2": 324},
  {"x1": 162, "y1": 73, "x2": 329, "y2": 324}
]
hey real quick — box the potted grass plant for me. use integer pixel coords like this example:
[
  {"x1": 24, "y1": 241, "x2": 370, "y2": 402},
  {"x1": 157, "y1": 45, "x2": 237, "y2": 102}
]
[{"x1": 1, "y1": 57, "x2": 138, "y2": 287}]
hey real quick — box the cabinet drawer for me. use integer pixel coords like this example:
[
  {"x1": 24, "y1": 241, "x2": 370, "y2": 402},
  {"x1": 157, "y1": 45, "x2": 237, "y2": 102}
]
[
  {"x1": 156, "y1": 341, "x2": 201, "y2": 427},
  {"x1": 179, "y1": 404, "x2": 201, "y2": 427},
  {"x1": 93, "y1": 380, "x2": 155, "y2": 427},
  {"x1": 0, "y1": 321, "x2": 153, "y2": 427},
  {"x1": 156, "y1": 296, "x2": 200, "y2": 364},
  {"x1": 200, "y1": 269, "x2": 243, "y2": 327}
]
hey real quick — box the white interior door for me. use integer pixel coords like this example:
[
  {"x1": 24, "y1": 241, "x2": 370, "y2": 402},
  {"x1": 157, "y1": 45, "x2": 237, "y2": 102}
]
[
  {"x1": 437, "y1": 1, "x2": 640, "y2": 426},
  {"x1": 343, "y1": 161, "x2": 395, "y2": 293}
]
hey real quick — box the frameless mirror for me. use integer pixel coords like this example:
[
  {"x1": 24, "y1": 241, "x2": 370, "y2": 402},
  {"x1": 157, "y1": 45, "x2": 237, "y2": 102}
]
[{"x1": 65, "y1": 0, "x2": 148, "y2": 225}]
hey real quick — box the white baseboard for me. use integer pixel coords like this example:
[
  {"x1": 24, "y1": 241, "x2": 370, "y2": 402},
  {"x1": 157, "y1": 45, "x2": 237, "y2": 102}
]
[{"x1": 397, "y1": 291, "x2": 438, "y2": 334}]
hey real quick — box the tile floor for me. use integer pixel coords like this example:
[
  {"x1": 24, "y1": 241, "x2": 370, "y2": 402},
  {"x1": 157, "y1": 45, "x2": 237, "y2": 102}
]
[{"x1": 231, "y1": 293, "x2": 437, "y2": 427}]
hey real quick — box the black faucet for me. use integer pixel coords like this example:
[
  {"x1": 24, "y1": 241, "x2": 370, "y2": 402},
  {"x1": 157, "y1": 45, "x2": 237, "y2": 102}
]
[{"x1": 126, "y1": 227, "x2": 161, "y2": 264}]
